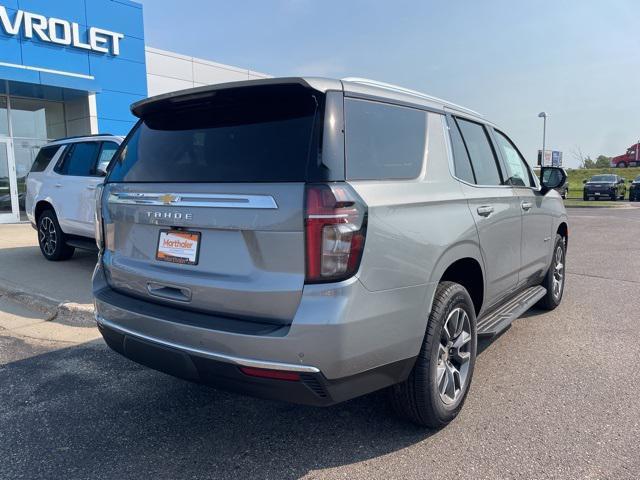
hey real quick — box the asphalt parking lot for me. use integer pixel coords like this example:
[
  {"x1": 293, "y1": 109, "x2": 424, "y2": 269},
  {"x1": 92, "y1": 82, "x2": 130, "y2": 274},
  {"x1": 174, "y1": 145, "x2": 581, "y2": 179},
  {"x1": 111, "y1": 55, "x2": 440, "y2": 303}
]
[{"x1": 1, "y1": 207, "x2": 639, "y2": 480}]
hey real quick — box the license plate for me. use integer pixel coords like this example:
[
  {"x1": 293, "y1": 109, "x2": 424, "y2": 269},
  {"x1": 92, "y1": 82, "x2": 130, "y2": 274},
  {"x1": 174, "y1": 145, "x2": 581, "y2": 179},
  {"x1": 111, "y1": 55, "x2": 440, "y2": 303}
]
[{"x1": 156, "y1": 230, "x2": 200, "y2": 265}]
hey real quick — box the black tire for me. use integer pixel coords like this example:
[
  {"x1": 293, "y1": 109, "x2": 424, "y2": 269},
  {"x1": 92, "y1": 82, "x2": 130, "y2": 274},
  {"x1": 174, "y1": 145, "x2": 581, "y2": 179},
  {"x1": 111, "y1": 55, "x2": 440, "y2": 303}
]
[
  {"x1": 37, "y1": 209, "x2": 75, "y2": 261},
  {"x1": 536, "y1": 234, "x2": 566, "y2": 310},
  {"x1": 583, "y1": 192, "x2": 588, "y2": 201},
  {"x1": 611, "y1": 193, "x2": 617, "y2": 201},
  {"x1": 388, "y1": 282, "x2": 477, "y2": 428}
]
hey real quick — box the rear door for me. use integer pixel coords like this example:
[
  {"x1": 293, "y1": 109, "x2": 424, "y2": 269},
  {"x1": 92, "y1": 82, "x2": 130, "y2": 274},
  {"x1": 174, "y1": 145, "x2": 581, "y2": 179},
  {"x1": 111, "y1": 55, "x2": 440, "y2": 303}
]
[
  {"x1": 448, "y1": 115, "x2": 521, "y2": 307},
  {"x1": 493, "y1": 129, "x2": 552, "y2": 285},
  {"x1": 78, "y1": 141, "x2": 120, "y2": 233},
  {"x1": 102, "y1": 84, "x2": 331, "y2": 324},
  {"x1": 53, "y1": 141, "x2": 101, "y2": 236}
]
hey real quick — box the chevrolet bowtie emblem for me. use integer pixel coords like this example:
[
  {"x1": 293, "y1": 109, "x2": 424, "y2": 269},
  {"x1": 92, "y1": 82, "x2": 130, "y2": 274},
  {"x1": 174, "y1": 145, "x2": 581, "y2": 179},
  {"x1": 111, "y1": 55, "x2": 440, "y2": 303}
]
[{"x1": 159, "y1": 194, "x2": 179, "y2": 205}]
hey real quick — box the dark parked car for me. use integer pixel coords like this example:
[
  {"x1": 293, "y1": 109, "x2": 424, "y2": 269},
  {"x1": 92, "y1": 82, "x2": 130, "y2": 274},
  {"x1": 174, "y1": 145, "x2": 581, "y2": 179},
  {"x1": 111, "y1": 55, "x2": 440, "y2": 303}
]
[
  {"x1": 583, "y1": 174, "x2": 626, "y2": 201},
  {"x1": 629, "y1": 176, "x2": 640, "y2": 201}
]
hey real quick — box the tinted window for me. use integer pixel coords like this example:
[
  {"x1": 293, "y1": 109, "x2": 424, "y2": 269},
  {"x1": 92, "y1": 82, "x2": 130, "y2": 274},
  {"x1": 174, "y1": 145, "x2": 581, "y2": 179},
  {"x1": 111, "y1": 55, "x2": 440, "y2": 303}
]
[
  {"x1": 56, "y1": 142, "x2": 101, "y2": 176},
  {"x1": 96, "y1": 142, "x2": 119, "y2": 173},
  {"x1": 590, "y1": 175, "x2": 616, "y2": 182},
  {"x1": 108, "y1": 85, "x2": 322, "y2": 183},
  {"x1": 494, "y1": 130, "x2": 534, "y2": 187},
  {"x1": 448, "y1": 118, "x2": 475, "y2": 183},
  {"x1": 455, "y1": 118, "x2": 502, "y2": 186},
  {"x1": 345, "y1": 98, "x2": 426, "y2": 180},
  {"x1": 29, "y1": 145, "x2": 60, "y2": 173}
]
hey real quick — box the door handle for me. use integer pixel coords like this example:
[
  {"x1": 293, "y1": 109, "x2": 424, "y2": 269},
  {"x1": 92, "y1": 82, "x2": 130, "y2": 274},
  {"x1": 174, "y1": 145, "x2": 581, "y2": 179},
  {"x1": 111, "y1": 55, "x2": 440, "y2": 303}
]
[
  {"x1": 477, "y1": 205, "x2": 494, "y2": 217},
  {"x1": 521, "y1": 201, "x2": 533, "y2": 211},
  {"x1": 86, "y1": 185, "x2": 96, "y2": 190},
  {"x1": 54, "y1": 183, "x2": 63, "y2": 188}
]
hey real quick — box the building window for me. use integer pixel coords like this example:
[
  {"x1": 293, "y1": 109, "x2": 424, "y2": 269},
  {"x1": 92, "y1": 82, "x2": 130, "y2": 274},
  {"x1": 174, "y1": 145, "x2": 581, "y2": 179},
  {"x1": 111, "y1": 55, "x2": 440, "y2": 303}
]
[
  {"x1": 9, "y1": 97, "x2": 66, "y2": 140},
  {"x1": 0, "y1": 97, "x2": 8, "y2": 137}
]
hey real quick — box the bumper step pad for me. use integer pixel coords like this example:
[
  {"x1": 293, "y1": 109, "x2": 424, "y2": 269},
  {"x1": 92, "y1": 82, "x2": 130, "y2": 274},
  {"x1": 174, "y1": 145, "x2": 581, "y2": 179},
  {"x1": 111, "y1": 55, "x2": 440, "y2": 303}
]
[{"x1": 476, "y1": 285, "x2": 547, "y2": 336}]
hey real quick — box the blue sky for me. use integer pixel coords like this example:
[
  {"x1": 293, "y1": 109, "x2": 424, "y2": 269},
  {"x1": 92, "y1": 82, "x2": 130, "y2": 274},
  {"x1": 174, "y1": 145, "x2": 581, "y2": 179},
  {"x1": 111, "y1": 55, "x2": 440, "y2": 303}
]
[{"x1": 139, "y1": 0, "x2": 640, "y2": 167}]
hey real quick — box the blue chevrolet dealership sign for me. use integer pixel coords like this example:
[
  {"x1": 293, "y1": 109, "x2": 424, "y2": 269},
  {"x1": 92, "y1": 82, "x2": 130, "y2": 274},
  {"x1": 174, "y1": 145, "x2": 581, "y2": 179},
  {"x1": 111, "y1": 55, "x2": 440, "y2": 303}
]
[{"x1": 0, "y1": 0, "x2": 147, "y2": 134}]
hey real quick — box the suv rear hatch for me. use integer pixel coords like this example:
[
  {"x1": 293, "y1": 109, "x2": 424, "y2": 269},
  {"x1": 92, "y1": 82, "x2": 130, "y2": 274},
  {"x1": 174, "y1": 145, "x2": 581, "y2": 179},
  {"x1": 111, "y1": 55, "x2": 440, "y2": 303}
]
[{"x1": 101, "y1": 81, "x2": 341, "y2": 325}]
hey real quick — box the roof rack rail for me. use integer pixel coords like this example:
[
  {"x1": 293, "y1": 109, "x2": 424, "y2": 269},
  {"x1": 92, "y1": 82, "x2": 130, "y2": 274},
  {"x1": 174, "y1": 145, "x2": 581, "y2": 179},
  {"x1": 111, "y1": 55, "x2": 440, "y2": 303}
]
[
  {"x1": 341, "y1": 77, "x2": 482, "y2": 117},
  {"x1": 50, "y1": 133, "x2": 116, "y2": 143}
]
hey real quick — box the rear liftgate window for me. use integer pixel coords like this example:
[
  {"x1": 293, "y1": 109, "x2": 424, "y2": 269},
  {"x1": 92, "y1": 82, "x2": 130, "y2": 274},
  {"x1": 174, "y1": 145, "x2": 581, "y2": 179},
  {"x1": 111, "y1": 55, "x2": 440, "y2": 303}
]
[{"x1": 108, "y1": 85, "x2": 327, "y2": 183}]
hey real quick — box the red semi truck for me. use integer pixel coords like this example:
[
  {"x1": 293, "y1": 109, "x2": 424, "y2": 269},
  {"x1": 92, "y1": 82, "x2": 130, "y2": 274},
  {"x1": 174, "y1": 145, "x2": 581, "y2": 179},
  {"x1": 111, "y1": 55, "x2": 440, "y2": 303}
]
[{"x1": 611, "y1": 142, "x2": 640, "y2": 167}]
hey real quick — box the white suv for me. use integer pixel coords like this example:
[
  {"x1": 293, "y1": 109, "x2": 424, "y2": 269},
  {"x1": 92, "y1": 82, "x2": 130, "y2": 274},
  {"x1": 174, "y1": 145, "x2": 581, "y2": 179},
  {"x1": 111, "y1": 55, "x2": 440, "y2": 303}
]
[{"x1": 26, "y1": 134, "x2": 123, "y2": 260}]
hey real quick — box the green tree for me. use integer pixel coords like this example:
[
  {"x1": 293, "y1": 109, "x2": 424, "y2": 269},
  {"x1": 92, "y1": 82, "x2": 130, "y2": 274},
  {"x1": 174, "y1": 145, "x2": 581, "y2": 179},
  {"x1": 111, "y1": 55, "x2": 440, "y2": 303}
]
[
  {"x1": 595, "y1": 155, "x2": 611, "y2": 168},
  {"x1": 583, "y1": 156, "x2": 595, "y2": 168}
]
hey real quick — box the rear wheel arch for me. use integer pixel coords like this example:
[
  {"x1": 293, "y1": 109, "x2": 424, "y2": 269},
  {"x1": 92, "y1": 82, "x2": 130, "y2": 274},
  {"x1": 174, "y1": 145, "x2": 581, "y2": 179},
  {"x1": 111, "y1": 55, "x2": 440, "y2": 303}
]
[
  {"x1": 35, "y1": 200, "x2": 55, "y2": 222},
  {"x1": 438, "y1": 257, "x2": 484, "y2": 317},
  {"x1": 557, "y1": 222, "x2": 568, "y2": 249}
]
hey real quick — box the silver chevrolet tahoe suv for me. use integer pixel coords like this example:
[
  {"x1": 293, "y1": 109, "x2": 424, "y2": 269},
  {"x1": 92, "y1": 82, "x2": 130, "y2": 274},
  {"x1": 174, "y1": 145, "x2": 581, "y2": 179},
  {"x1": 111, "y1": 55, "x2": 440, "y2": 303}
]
[{"x1": 93, "y1": 77, "x2": 568, "y2": 427}]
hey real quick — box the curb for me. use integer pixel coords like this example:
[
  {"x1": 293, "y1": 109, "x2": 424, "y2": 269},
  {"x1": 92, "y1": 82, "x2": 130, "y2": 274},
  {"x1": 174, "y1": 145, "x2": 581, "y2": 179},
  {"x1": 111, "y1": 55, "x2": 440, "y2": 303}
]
[{"x1": 0, "y1": 281, "x2": 95, "y2": 327}]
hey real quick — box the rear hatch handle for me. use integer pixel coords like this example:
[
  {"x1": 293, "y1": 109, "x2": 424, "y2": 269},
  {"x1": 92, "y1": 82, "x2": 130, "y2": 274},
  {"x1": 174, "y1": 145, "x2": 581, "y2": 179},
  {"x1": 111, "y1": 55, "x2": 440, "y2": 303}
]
[{"x1": 147, "y1": 282, "x2": 192, "y2": 303}]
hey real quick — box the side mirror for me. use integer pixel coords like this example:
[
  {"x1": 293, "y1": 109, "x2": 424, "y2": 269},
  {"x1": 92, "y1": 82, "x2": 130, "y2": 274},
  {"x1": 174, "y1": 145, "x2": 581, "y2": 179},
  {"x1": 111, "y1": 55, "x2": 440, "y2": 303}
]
[
  {"x1": 582, "y1": 179, "x2": 587, "y2": 184},
  {"x1": 540, "y1": 167, "x2": 566, "y2": 194}
]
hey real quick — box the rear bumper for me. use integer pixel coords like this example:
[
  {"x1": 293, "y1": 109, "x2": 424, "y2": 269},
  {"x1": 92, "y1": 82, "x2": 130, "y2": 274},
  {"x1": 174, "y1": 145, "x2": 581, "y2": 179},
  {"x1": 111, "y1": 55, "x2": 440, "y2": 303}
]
[
  {"x1": 93, "y1": 261, "x2": 430, "y2": 405},
  {"x1": 97, "y1": 319, "x2": 413, "y2": 406}
]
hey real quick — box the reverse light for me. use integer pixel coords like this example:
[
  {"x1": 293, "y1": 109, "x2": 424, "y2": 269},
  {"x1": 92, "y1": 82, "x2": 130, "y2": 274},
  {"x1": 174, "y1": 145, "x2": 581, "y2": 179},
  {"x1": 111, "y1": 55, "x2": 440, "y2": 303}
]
[{"x1": 304, "y1": 183, "x2": 367, "y2": 283}]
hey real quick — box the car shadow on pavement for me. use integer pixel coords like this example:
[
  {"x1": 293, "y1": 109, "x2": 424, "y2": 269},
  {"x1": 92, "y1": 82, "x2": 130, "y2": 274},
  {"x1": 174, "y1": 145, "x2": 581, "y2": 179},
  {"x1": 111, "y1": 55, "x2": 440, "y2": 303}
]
[
  {"x1": 0, "y1": 338, "x2": 440, "y2": 480},
  {"x1": 0, "y1": 245, "x2": 97, "y2": 305}
]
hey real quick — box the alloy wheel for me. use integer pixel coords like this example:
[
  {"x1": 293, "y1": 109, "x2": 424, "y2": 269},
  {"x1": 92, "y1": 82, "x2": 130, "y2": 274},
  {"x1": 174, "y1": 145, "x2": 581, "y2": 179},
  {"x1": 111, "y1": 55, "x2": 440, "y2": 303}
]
[
  {"x1": 437, "y1": 307, "x2": 472, "y2": 405},
  {"x1": 39, "y1": 217, "x2": 57, "y2": 257},
  {"x1": 552, "y1": 244, "x2": 564, "y2": 300}
]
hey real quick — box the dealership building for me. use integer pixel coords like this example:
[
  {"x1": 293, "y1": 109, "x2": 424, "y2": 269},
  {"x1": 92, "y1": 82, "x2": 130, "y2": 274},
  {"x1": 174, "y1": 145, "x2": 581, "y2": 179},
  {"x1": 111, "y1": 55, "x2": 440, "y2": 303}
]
[{"x1": 0, "y1": 0, "x2": 268, "y2": 223}]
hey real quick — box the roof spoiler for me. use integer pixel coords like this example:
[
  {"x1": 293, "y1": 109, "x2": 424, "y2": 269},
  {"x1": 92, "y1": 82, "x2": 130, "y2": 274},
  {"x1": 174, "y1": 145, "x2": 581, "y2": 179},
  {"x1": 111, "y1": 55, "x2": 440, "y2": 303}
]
[{"x1": 130, "y1": 77, "x2": 328, "y2": 118}]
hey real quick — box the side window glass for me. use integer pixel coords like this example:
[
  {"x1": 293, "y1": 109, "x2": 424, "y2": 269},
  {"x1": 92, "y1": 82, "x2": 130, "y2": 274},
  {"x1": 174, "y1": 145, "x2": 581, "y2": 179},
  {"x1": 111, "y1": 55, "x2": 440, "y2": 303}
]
[
  {"x1": 448, "y1": 118, "x2": 475, "y2": 183},
  {"x1": 345, "y1": 98, "x2": 427, "y2": 180},
  {"x1": 55, "y1": 142, "x2": 101, "y2": 177},
  {"x1": 97, "y1": 142, "x2": 119, "y2": 173},
  {"x1": 494, "y1": 130, "x2": 534, "y2": 187},
  {"x1": 29, "y1": 146, "x2": 60, "y2": 173},
  {"x1": 455, "y1": 118, "x2": 502, "y2": 186}
]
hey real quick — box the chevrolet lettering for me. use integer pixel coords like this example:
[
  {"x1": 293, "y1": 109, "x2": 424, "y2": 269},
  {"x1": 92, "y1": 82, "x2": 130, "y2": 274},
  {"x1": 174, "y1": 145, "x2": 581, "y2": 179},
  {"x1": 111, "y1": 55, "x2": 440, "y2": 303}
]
[{"x1": 0, "y1": 6, "x2": 124, "y2": 55}]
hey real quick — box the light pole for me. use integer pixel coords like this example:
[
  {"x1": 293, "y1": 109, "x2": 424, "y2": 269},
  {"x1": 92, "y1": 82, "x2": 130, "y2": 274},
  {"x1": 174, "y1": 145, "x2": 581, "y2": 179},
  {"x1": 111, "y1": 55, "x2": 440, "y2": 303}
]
[{"x1": 538, "y1": 112, "x2": 548, "y2": 166}]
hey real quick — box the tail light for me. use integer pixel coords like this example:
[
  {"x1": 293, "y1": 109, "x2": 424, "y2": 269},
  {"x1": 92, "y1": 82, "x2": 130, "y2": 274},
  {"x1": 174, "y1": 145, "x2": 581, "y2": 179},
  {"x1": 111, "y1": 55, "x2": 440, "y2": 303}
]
[
  {"x1": 94, "y1": 184, "x2": 104, "y2": 251},
  {"x1": 304, "y1": 183, "x2": 367, "y2": 283}
]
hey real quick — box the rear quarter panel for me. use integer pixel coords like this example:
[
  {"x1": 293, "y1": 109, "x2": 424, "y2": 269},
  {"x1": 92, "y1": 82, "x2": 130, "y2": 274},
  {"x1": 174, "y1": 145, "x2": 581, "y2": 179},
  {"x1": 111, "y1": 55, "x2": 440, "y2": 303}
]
[{"x1": 347, "y1": 113, "x2": 483, "y2": 361}]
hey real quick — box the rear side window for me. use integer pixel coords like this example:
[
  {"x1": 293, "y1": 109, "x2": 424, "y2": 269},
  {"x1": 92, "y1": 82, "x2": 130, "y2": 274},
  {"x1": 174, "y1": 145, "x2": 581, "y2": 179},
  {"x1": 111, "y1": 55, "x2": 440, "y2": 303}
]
[
  {"x1": 455, "y1": 118, "x2": 502, "y2": 186},
  {"x1": 448, "y1": 119, "x2": 475, "y2": 183},
  {"x1": 108, "y1": 85, "x2": 322, "y2": 183},
  {"x1": 29, "y1": 146, "x2": 60, "y2": 173},
  {"x1": 55, "y1": 142, "x2": 101, "y2": 176},
  {"x1": 96, "y1": 141, "x2": 119, "y2": 173},
  {"x1": 345, "y1": 98, "x2": 426, "y2": 180},
  {"x1": 494, "y1": 130, "x2": 534, "y2": 187}
]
